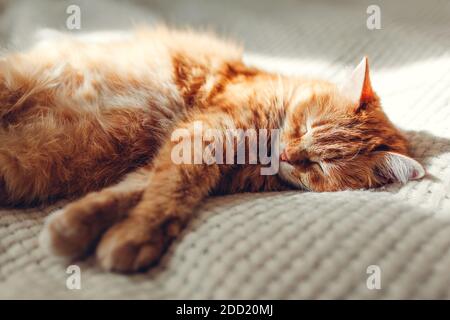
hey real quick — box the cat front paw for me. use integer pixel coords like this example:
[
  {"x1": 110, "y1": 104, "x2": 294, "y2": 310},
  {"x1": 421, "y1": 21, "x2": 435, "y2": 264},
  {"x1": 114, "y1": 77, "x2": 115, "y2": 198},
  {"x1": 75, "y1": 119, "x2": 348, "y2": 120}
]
[
  {"x1": 39, "y1": 193, "x2": 122, "y2": 258},
  {"x1": 40, "y1": 193, "x2": 181, "y2": 272},
  {"x1": 39, "y1": 207, "x2": 94, "y2": 258},
  {"x1": 96, "y1": 216, "x2": 179, "y2": 272}
]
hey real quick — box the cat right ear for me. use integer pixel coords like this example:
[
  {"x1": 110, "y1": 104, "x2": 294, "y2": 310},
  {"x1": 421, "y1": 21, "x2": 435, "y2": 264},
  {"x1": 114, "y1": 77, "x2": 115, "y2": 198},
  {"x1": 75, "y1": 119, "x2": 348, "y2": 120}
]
[
  {"x1": 376, "y1": 152, "x2": 425, "y2": 184},
  {"x1": 340, "y1": 56, "x2": 375, "y2": 111}
]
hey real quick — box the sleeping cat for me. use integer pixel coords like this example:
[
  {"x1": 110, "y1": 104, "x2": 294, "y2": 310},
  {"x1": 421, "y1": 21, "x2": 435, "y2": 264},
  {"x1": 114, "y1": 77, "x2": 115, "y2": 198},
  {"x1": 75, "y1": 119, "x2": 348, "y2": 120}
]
[{"x1": 0, "y1": 27, "x2": 424, "y2": 272}]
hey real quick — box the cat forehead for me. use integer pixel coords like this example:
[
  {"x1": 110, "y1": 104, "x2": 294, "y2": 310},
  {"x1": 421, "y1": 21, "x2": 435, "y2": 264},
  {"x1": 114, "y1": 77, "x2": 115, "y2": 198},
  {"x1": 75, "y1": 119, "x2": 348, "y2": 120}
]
[
  {"x1": 288, "y1": 98, "x2": 354, "y2": 126},
  {"x1": 289, "y1": 84, "x2": 353, "y2": 113}
]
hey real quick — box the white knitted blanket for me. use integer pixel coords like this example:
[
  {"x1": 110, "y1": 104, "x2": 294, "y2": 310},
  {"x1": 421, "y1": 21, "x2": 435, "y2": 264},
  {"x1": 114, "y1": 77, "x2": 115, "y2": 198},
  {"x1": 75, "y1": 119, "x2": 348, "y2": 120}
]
[{"x1": 0, "y1": 0, "x2": 449, "y2": 299}]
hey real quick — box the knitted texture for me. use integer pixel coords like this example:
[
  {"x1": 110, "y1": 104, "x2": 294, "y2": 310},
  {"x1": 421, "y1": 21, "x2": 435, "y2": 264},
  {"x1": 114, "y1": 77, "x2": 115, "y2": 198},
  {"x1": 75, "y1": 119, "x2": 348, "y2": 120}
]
[{"x1": 0, "y1": 0, "x2": 449, "y2": 299}]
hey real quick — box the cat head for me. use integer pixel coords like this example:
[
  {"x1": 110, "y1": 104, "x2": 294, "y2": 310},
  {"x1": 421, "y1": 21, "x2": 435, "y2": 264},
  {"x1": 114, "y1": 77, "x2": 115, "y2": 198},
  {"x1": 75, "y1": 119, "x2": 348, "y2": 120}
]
[{"x1": 278, "y1": 57, "x2": 425, "y2": 191}]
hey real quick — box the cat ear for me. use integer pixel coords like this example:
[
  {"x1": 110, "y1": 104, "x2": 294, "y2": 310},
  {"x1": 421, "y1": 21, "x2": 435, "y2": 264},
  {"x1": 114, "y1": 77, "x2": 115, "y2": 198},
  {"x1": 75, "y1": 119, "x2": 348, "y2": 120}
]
[
  {"x1": 340, "y1": 56, "x2": 374, "y2": 110},
  {"x1": 377, "y1": 152, "x2": 425, "y2": 184}
]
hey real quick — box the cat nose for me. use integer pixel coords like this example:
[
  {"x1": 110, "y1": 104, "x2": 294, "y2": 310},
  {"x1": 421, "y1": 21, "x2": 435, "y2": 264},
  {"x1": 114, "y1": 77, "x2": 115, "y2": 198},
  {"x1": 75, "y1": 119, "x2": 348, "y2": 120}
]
[
  {"x1": 281, "y1": 147, "x2": 309, "y2": 164},
  {"x1": 280, "y1": 148, "x2": 297, "y2": 164}
]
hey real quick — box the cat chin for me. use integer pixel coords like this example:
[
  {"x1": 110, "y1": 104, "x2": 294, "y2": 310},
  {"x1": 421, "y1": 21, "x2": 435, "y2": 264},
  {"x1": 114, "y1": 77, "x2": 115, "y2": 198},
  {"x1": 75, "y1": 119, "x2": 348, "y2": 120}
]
[{"x1": 278, "y1": 161, "x2": 310, "y2": 191}]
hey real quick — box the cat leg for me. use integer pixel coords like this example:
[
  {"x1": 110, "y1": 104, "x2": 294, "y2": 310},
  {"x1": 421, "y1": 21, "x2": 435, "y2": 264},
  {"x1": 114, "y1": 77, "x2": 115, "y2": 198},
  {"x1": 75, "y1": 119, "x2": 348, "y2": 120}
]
[
  {"x1": 39, "y1": 166, "x2": 151, "y2": 258},
  {"x1": 95, "y1": 120, "x2": 226, "y2": 272},
  {"x1": 0, "y1": 152, "x2": 13, "y2": 207},
  {"x1": 0, "y1": 176, "x2": 7, "y2": 206}
]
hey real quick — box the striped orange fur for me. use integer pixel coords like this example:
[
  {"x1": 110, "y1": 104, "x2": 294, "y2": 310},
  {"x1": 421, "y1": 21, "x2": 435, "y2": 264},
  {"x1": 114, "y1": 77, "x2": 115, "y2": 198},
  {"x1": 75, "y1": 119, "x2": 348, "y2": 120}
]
[{"x1": 0, "y1": 27, "x2": 424, "y2": 272}]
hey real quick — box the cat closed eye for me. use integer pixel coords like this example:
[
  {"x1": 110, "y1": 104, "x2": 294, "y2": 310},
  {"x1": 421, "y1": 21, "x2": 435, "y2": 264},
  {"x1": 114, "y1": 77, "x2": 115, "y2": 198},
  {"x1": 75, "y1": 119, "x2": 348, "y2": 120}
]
[{"x1": 298, "y1": 159, "x2": 324, "y2": 173}]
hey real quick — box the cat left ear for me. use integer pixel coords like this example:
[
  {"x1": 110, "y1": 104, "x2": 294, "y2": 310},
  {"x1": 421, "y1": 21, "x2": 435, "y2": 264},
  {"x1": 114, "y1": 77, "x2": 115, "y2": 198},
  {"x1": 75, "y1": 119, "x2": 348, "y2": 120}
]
[
  {"x1": 377, "y1": 152, "x2": 425, "y2": 184},
  {"x1": 340, "y1": 56, "x2": 374, "y2": 111}
]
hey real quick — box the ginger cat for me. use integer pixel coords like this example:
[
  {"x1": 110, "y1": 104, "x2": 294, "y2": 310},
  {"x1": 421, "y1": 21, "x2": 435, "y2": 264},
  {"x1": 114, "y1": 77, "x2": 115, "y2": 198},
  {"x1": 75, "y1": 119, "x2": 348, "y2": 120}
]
[{"x1": 0, "y1": 27, "x2": 424, "y2": 272}]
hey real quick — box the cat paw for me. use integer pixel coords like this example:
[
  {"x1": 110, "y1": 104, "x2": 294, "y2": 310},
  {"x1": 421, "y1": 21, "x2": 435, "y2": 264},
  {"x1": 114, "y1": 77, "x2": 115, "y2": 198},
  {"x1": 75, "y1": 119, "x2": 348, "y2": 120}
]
[
  {"x1": 96, "y1": 216, "x2": 177, "y2": 272},
  {"x1": 39, "y1": 207, "x2": 93, "y2": 258},
  {"x1": 39, "y1": 193, "x2": 121, "y2": 258},
  {"x1": 40, "y1": 192, "x2": 181, "y2": 272}
]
